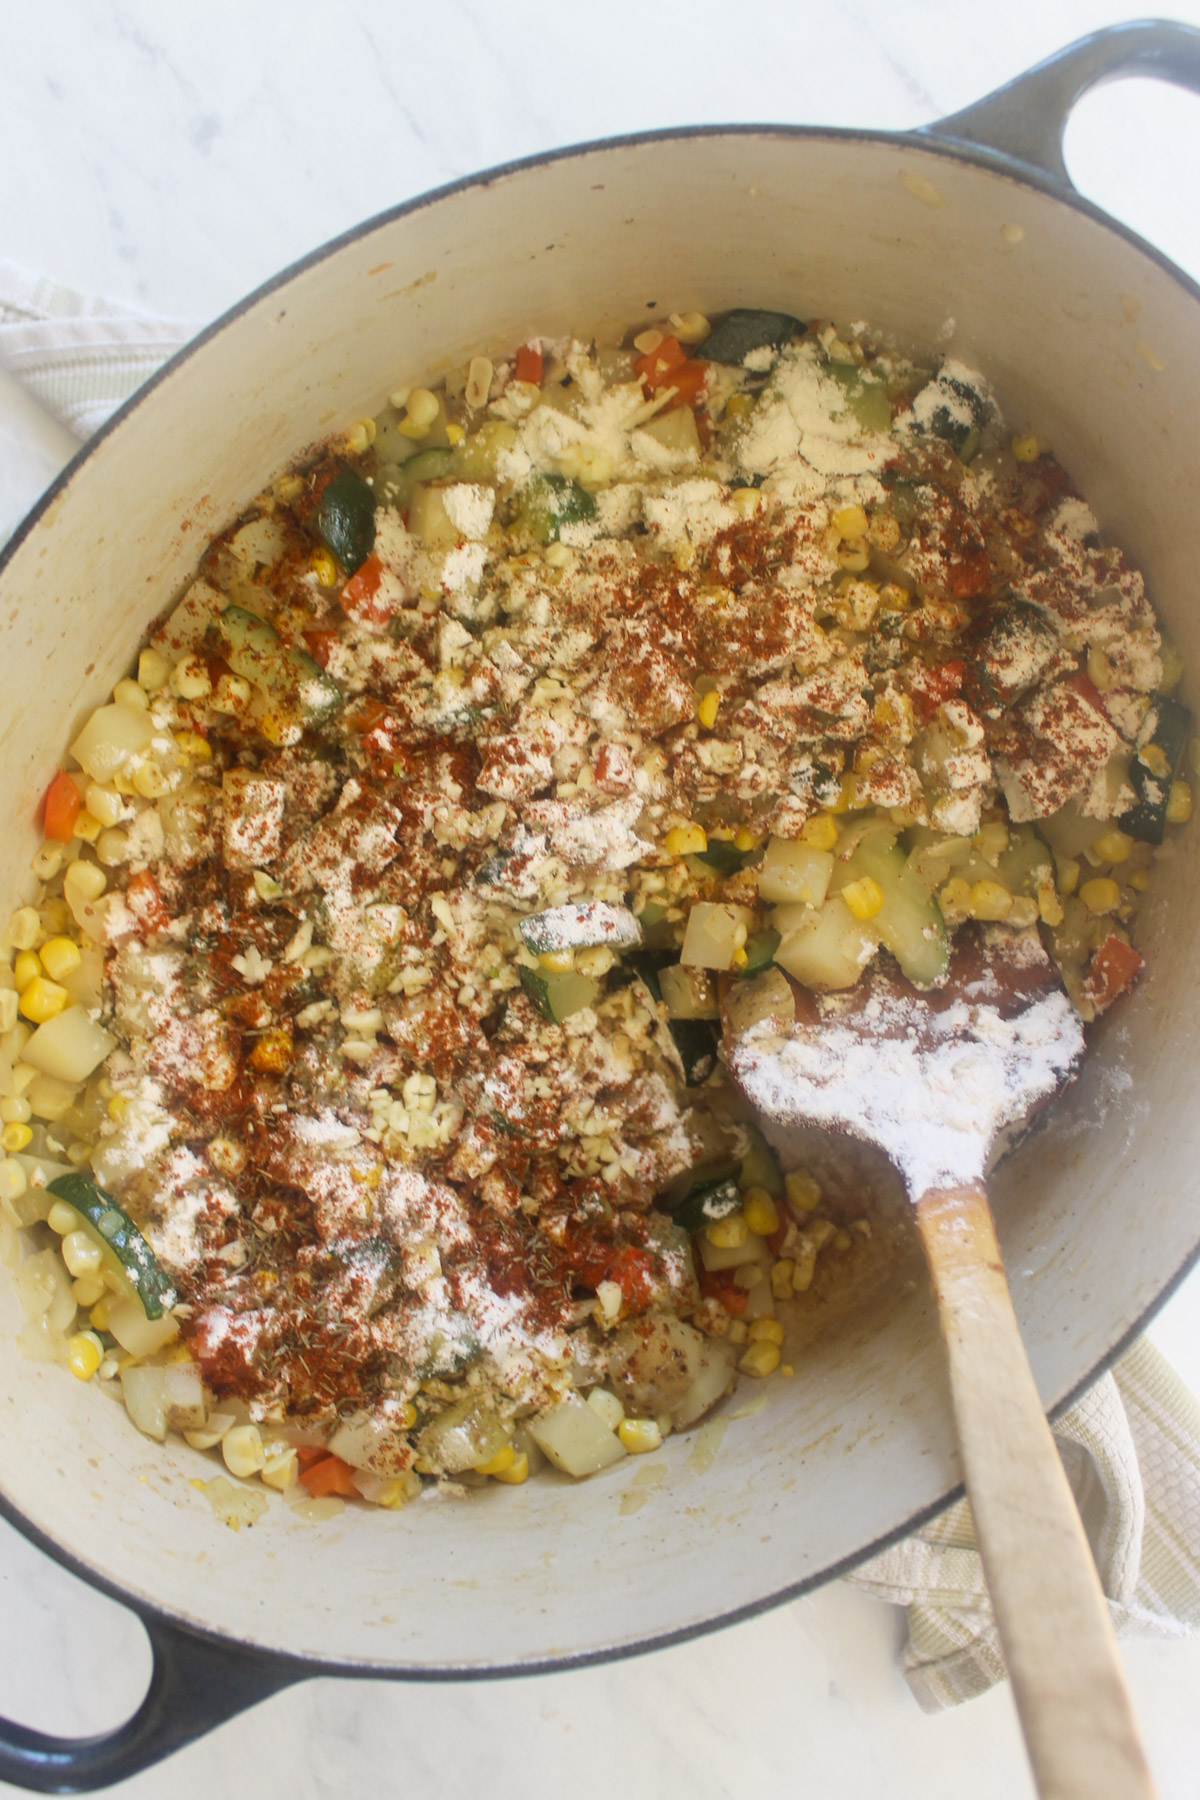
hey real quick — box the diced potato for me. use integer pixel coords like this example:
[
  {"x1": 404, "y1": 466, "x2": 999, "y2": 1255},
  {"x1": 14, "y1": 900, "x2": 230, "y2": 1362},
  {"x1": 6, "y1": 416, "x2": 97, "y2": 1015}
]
[
  {"x1": 416, "y1": 1395, "x2": 509, "y2": 1474},
  {"x1": 13, "y1": 1247, "x2": 76, "y2": 1330},
  {"x1": 408, "y1": 483, "x2": 461, "y2": 547},
  {"x1": 69, "y1": 704, "x2": 154, "y2": 783},
  {"x1": 757, "y1": 838, "x2": 834, "y2": 907},
  {"x1": 163, "y1": 1362, "x2": 207, "y2": 1430},
  {"x1": 672, "y1": 1340, "x2": 739, "y2": 1429},
  {"x1": 723, "y1": 967, "x2": 795, "y2": 1038},
  {"x1": 773, "y1": 897, "x2": 878, "y2": 991},
  {"x1": 526, "y1": 1396, "x2": 627, "y2": 1477},
  {"x1": 106, "y1": 1296, "x2": 179, "y2": 1360},
  {"x1": 697, "y1": 1231, "x2": 773, "y2": 1275},
  {"x1": 22, "y1": 1006, "x2": 116, "y2": 1083},
  {"x1": 635, "y1": 407, "x2": 701, "y2": 457},
  {"x1": 680, "y1": 903, "x2": 755, "y2": 971},
  {"x1": 658, "y1": 964, "x2": 720, "y2": 1019},
  {"x1": 607, "y1": 1318, "x2": 705, "y2": 1415},
  {"x1": 121, "y1": 1365, "x2": 168, "y2": 1441}
]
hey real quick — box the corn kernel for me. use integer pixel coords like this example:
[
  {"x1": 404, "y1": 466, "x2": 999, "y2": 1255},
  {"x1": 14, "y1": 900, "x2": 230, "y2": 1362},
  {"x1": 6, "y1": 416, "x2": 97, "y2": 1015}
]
[
  {"x1": 465, "y1": 357, "x2": 494, "y2": 410},
  {"x1": 38, "y1": 937, "x2": 81, "y2": 981},
  {"x1": 669, "y1": 311, "x2": 711, "y2": 345},
  {"x1": 113, "y1": 676, "x2": 149, "y2": 712},
  {"x1": 1091, "y1": 828, "x2": 1134, "y2": 864},
  {"x1": 1167, "y1": 780, "x2": 1193, "y2": 824},
  {"x1": 618, "y1": 1418, "x2": 662, "y2": 1454},
  {"x1": 137, "y1": 647, "x2": 172, "y2": 692},
  {"x1": 785, "y1": 1169, "x2": 821, "y2": 1213},
  {"x1": 1080, "y1": 877, "x2": 1121, "y2": 915},
  {"x1": 61, "y1": 1229, "x2": 103, "y2": 1278},
  {"x1": 262, "y1": 1450, "x2": 299, "y2": 1492},
  {"x1": 1129, "y1": 868, "x2": 1150, "y2": 893},
  {"x1": 474, "y1": 1443, "x2": 516, "y2": 1477},
  {"x1": 0, "y1": 1158, "x2": 28, "y2": 1207},
  {"x1": 66, "y1": 1332, "x2": 104, "y2": 1381},
  {"x1": 742, "y1": 1187, "x2": 780, "y2": 1236},
  {"x1": 739, "y1": 1341, "x2": 781, "y2": 1378},
  {"x1": 30, "y1": 843, "x2": 65, "y2": 882},
  {"x1": 0, "y1": 991, "x2": 17, "y2": 1034},
  {"x1": 173, "y1": 731, "x2": 212, "y2": 762},
  {"x1": 733, "y1": 826, "x2": 761, "y2": 852},
  {"x1": 0, "y1": 1096, "x2": 30, "y2": 1125},
  {"x1": 8, "y1": 906, "x2": 40, "y2": 951},
  {"x1": 841, "y1": 875, "x2": 884, "y2": 920},
  {"x1": 748, "y1": 1317, "x2": 784, "y2": 1345},
  {"x1": 836, "y1": 542, "x2": 870, "y2": 572},
  {"x1": 724, "y1": 392, "x2": 755, "y2": 420},
  {"x1": 401, "y1": 387, "x2": 440, "y2": 433},
  {"x1": 490, "y1": 1451, "x2": 529, "y2": 1484},
  {"x1": 13, "y1": 951, "x2": 42, "y2": 992},
  {"x1": 705, "y1": 1213, "x2": 748, "y2": 1250},
  {"x1": 221, "y1": 1424, "x2": 266, "y2": 1479},
  {"x1": 47, "y1": 1200, "x2": 78, "y2": 1235},
  {"x1": 1138, "y1": 743, "x2": 1171, "y2": 780},
  {"x1": 343, "y1": 417, "x2": 376, "y2": 454},
  {"x1": 71, "y1": 1274, "x2": 106, "y2": 1308},
  {"x1": 832, "y1": 503, "x2": 869, "y2": 542},
  {"x1": 538, "y1": 949, "x2": 575, "y2": 974},
  {"x1": 696, "y1": 689, "x2": 721, "y2": 730},
  {"x1": 1, "y1": 1123, "x2": 32, "y2": 1153},
  {"x1": 969, "y1": 879, "x2": 1013, "y2": 922},
  {"x1": 19, "y1": 977, "x2": 69, "y2": 1024},
  {"x1": 399, "y1": 1400, "x2": 418, "y2": 1430},
  {"x1": 89, "y1": 1295, "x2": 115, "y2": 1332},
  {"x1": 770, "y1": 1258, "x2": 795, "y2": 1300},
  {"x1": 665, "y1": 823, "x2": 707, "y2": 857},
  {"x1": 308, "y1": 548, "x2": 338, "y2": 586},
  {"x1": 1056, "y1": 856, "x2": 1081, "y2": 897},
  {"x1": 586, "y1": 1388, "x2": 626, "y2": 1431},
  {"x1": 799, "y1": 812, "x2": 839, "y2": 852},
  {"x1": 1012, "y1": 433, "x2": 1042, "y2": 461}
]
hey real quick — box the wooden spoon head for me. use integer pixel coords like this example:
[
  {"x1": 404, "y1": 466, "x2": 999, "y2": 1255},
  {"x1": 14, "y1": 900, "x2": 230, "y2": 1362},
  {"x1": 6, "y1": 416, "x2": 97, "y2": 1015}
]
[{"x1": 724, "y1": 924, "x2": 1085, "y2": 1203}]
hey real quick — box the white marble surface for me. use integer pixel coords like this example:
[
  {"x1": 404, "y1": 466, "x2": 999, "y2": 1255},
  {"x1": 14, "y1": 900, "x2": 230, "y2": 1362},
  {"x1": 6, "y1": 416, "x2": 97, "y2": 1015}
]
[{"x1": 3, "y1": 3, "x2": 1200, "y2": 1794}]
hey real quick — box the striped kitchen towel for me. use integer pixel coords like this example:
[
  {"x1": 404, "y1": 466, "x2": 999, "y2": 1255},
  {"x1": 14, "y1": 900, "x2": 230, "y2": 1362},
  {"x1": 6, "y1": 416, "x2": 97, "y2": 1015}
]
[
  {"x1": 846, "y1": 1338, "x2": 1200, "y2": 1710},
  {"x1": 4, "y1": 262, "x2": 1200, "y2": 1714},
  {"x1": 0, "y1": 258, "x2": 199, "y2": 442}
]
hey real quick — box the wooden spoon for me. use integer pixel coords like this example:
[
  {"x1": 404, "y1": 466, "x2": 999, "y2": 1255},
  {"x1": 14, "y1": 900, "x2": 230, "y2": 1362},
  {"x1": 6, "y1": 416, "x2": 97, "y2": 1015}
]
[{"x1": 724, "y1": 923, "x2": 1157, "y2": 1800}]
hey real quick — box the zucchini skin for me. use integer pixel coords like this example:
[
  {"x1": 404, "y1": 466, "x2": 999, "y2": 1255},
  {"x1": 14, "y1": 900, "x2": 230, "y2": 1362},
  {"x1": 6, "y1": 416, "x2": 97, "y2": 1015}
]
[
  {"x1": 317, "y1": 465, "x2": 376, "y2": 573},
  {"x1": 47, "y1": 1173, "x2": 176, "y2": 1319},
  {"x1": 695, "y1": 309, "x2": 802, "y2": 366},
  {"x1": 1121, "y1": 696, "x2": 1191, "y2": 845}
]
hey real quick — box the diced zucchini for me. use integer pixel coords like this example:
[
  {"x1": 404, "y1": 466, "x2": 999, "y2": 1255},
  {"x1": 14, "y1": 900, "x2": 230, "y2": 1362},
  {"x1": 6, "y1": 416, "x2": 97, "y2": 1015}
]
[
  {"x1": 46, "y1": 1173, "x2": 176, "y2": 1319},
  {"x1": 680, "y1": 902, "x2": 756, "y2": 971},
  {"x1": 739, "y1": 1123, "x2": 784, "y2": 1199},
  {"x1": 514, "y1": 473, "x2": 597, "y2": 543},
  {"x1": 519, "y1": 902, "x2": 641, "y2": 956},
  {"x1": 1038, "y1": 801, "x2": 1108, "y2": 860},
  {"x1": 692, "y1": 838, "x2": 750, "y2": 876},
  {"x1": 317, "y1": 465, "x2": 376, "y2": 573},
  {"x1": 996, "y1": 824, "x2": 1055, "y2": 897},
  {"x1": 738, "y1": 927, "x2": 781, "y2": 977},
  {"x1": 966, "y1": 602, "x2": 1062, "y2": 711},
  {"x1": 662, "y1": 1159, "x2": 742, "y2": 1232},
  {"x1": 519, "y1": 964, "x2": 599, "y2": 1023},
  {"x1": 838, "y1": 834, "x2": 948, "y2": 987},
  {"x1": 1121, "y1": 696, "x2": 1192, "y2": 845},
  {"x1": 526, "y1": 1396, "x2": 626, "y2": 1477},
  {"x1": 625, "y1": 948, "x2": 671, "y2": 1002},
  {"x1": 774, "y1": 896, "x2": 879, "y2": 992},
  {"x1": 908, "y1": 368, "x2": 988, "y2": 458},
  {"x1": 211, "y1": 604, "x2": 341, "y2": 728},
  {"x1": 757, "y1": 837, "x2": 834, "y2": 906},
  {"x1": 696, "y1": 309, "x2": 802, "y2": 367},
  {"x1": 658, "y1": 963, "x2": 720, "y2": 1020},
  {"x1": 826, "y1": 362, "x2": 892, "y2": 433},
  {"x1": 667, "y1": 1018, "x2": 720, "y2": 1086}
]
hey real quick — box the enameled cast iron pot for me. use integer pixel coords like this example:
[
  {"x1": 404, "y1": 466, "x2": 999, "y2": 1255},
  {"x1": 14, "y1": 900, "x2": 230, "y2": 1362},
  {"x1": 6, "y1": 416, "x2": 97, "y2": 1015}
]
[{"x1": 3, "y1": 21, "x2": 1200, "y2": 1790}]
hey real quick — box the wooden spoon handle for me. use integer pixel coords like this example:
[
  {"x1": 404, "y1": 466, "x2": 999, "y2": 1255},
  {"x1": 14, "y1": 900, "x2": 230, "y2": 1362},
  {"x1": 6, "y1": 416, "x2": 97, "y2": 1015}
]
[{"x1": 914, "y1": 1184, "x2": 1157, "y2": 1800}]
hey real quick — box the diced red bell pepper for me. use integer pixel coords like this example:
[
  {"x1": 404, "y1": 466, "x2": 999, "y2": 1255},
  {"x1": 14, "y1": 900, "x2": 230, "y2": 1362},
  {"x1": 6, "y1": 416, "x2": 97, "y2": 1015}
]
[
  {"x1": 298, "y1": 1454, "x2": 358, "y2": 1498},
  {"x1": 43, "y1": 771, "x2": 81, "y2": 842},
  {"x1": 1081, "y1": 935, "x2": 1144, "y2": 1014},
  {"x1": 303, "y1": 627, "x2": 341, "y2": 669},
  {"x1": 515, "y1": 343, "x2": 543, "y2": 385},
  {"x1": 699, "y1": 1269, "x2": 749, "y2": 1316},
  {"x1": 633, "y1": 334, "x2": 708, "y2": 411},
  {"x1": 125, "y1": 870, "x2": 171, "y2": 935},
  {"x1": 949, "y1": 550, "x2": 992, "y2": 599},
  {"x1": 1061, "y1": 669, "x2": 1107, "y2": 716},
  {"x1": 339, "y1": 554, "x2": 393, "y2": 629},
  {"x1": 607, "y1": 1245, "x2": 657, "y2": 1313}
]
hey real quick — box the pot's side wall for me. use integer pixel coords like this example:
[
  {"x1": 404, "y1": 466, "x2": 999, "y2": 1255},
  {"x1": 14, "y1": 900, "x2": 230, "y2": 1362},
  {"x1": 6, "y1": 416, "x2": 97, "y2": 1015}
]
[{"x1": 0, "y1": 131, "x2": 1197, "y2": 1670}]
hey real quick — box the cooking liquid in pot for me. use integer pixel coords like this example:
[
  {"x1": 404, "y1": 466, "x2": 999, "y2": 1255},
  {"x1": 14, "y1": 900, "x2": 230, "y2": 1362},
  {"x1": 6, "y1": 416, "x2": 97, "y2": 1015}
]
[{"x1": 0, "y1": 306, "x2": 1190, "y2": 1513}]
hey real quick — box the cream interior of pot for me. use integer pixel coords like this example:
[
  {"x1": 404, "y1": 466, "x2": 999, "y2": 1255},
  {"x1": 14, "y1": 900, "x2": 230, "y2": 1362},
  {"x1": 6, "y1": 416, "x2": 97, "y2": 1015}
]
[{"x1": 1, "y1": 131, "x2": 1197, "y2": 1672}]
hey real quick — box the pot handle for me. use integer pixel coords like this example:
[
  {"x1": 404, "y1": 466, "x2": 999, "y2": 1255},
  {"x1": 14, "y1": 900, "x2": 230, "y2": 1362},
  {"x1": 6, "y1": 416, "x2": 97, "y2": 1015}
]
[
  {"x1": 923, "y1": 18, "x2": 1200, "y2": 185},
  {"x1": 0, "y1": 1611, "x2": 305, "y2": 1793}
]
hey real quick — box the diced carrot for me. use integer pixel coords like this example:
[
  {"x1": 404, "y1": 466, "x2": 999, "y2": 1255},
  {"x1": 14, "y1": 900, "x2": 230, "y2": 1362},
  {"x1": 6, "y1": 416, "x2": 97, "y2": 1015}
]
[
  {"x1": 296, "y1": 1445, "x2": 330, "y2": 1468},
  {"x1": 1081, "y1": 935, "x2": 1144, "y2": 1014},
  {"x1": 340, "y1": 554, "x2": 392, "y2": 628},
  {"x1": 125, "y1": 870, "x2": 170, "y2": 934},
  {"x1": 345, "y1": 695, "x2": 389, "y2": 734},
  {"x1": 949, "y1": 550, "x2": 992, "y2": 599},
  {"x1": 515, "y1": 343, "x2": 543, "y2": 385},
  {"x1": 1062, "y1": 669, "x2": 1107, "y2": 715},
  {"x1": 298, "y1": 1454, "x2": 358, "y2": 1498},
  {"x1": 43, "y1": 771, "x2": 81, "y2": 842},
  {"x1": 633, "y1": 335, "x2": 708, "y2": 411}
]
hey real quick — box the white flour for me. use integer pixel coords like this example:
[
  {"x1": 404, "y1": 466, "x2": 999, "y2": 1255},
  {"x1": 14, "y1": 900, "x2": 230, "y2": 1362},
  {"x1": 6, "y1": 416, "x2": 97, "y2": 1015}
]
[{"x1": 731, "y1": 986, "x2": 1084, "y2": 1201}]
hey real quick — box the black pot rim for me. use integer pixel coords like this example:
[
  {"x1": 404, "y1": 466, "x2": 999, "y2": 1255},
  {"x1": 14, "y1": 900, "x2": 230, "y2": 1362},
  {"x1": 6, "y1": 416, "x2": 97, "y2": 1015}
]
[{"x1": 3, "y1": 114, "x2": 1199, "y2": 1690}]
